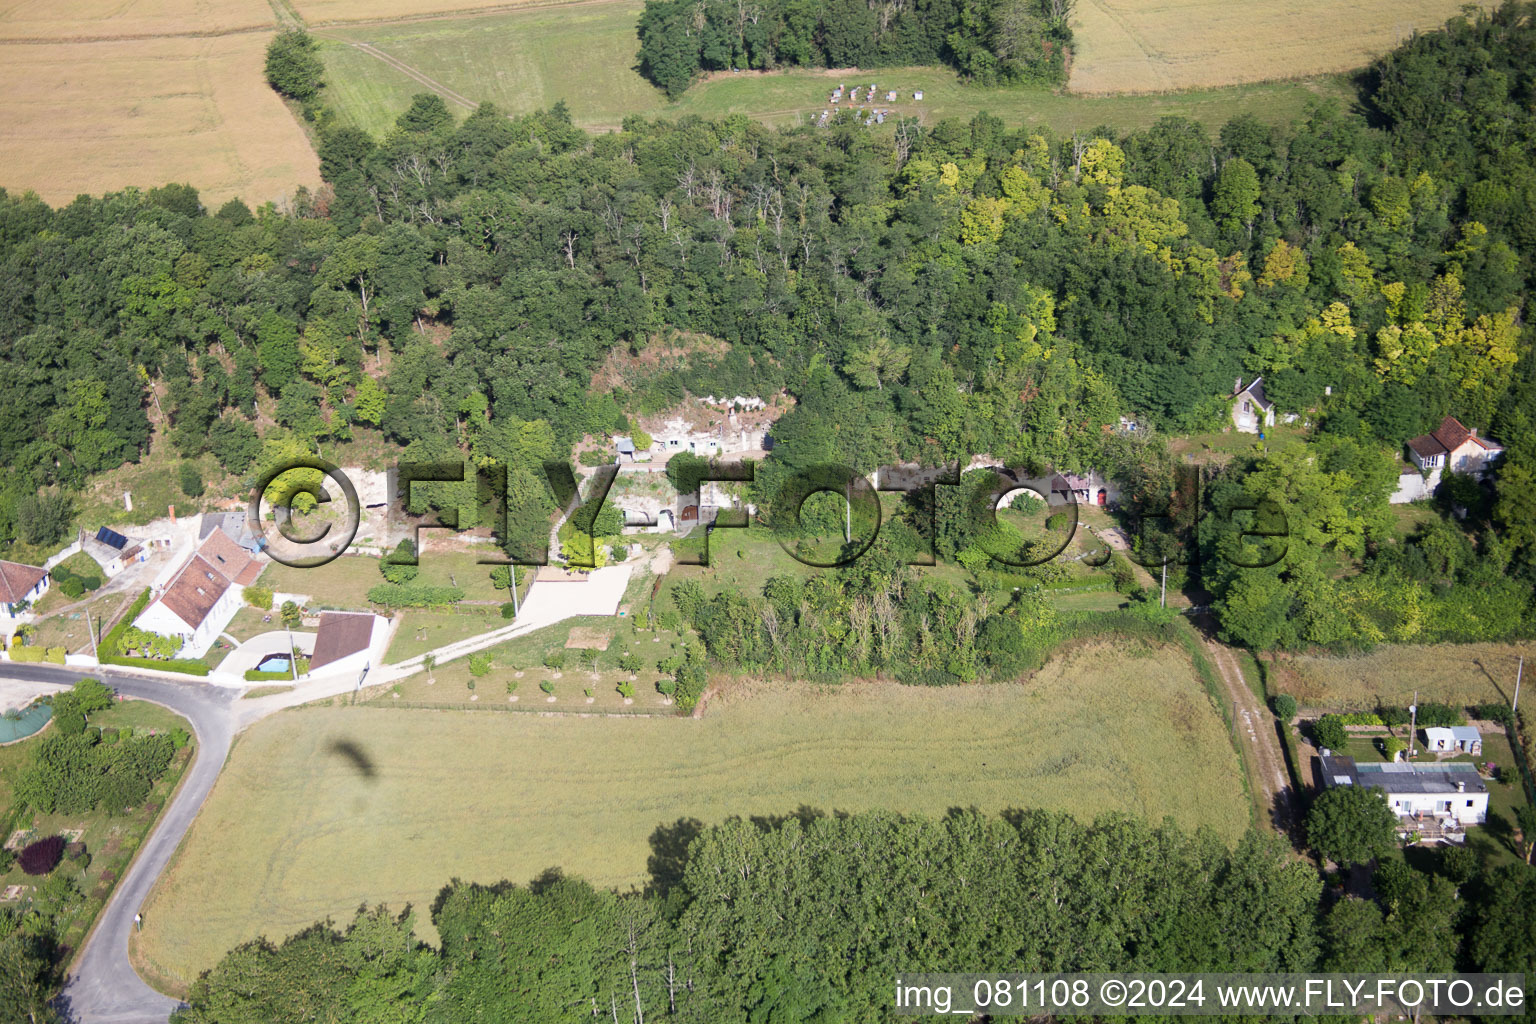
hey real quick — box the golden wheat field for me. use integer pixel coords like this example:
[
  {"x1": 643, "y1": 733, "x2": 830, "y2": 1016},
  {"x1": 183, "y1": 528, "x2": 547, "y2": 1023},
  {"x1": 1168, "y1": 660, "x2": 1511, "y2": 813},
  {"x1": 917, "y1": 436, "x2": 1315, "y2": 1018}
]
[
  {"x1": 1068, "y1": 0, "x2": 1495, "y2": 93},
  {"x1": 0, "y1": 32, "x2": 320, "y2": 207},
  {"x1": 0, "y1": 0, "x2": 271, "y2": 40}
]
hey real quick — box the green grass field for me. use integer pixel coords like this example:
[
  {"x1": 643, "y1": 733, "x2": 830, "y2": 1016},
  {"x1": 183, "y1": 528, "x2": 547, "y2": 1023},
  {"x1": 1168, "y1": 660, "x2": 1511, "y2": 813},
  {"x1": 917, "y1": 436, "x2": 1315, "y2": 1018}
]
[
  {"x1": 1272, "y1": 642, "x2": 1536, "y2": 711},
  {"x1": 317, "y1": 0, "x2": 1354, "y2": 138},
  {"x1": 136, "y1": 639, "x2": 1246, "y2": 989}
]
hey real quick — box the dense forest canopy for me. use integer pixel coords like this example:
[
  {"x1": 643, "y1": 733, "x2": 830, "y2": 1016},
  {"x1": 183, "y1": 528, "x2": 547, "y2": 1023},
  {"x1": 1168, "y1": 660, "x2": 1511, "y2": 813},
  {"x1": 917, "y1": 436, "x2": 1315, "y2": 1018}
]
[
  {"x1": 0, "y1": 4, "x2": 1534, "y2": 649},
  {"x1": 635, "y1": 0, "x2": 1073, "y2": 97}
]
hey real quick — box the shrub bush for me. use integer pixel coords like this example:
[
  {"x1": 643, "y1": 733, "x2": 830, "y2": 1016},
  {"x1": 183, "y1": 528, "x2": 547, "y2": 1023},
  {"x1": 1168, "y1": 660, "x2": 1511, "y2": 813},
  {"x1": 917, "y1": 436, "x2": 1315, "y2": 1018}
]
[
  {"x1": 245, "y1": 586, "x2": 274, "y2": 611},
  {"x1": 542, "y1": 651, "x2": 566, "y2": 670},
  {"x1": 612, "y1": 544, "x2": 629, "y2": 561},
  {"x1": 365, "y1": 583, "x2": 463, "y2": 608},
  {"x1": 53, "y1": 709, "x2": 85, "y2": 736},
  {"x1": 179, "y1": 461, "x2": 205, "y2": 498},
  {"x1": 1271, "y1": 694, "x2": 1297, "y2": 720},
  {"x1": 244, "y1": 669, "x2": 292, "y2": 682},
  {"x1": 657, "y1": 679, "x2": 676, "y2": 696},
  {"x1": 500, "y1": 601, "x2": 517, "y2": 618},
  {"x1": 1415, "y1": 703, "x2": 1465, "y2": 728},
  {"x1": 1475, "y1": 702, "x2": 1514, "y2": 725},
  {"x1": 170, "y1": 727, "x2": 190, "y2": 750},
  {"x1": 469, "y1": 652, "x2": 492, "y2": 677},
  {"x1": 280, "y1": 600, "x2": 302, "y2": 628},
  {"x1": 1378, "y1": 705, "x2": 1411, "y2": 728},
  {"x1": 45, "y1": 647, "x2": 65, "y2": 664},
  {"x1": 59, "y1": 577, "x2": 85, "y2": 599},
  {"x1": 618, "y1": 652, "x2": 642, "y2": 673},
  {"x1": 539, "y1": 679, "x2": 555, "y2": 694},
  {"x1": 1314, "y1": 714, "x2": 1349, "y2": 751},
  {"x1": 18, "y1": 835, "x2": 64, "y2": 875},
  {"x1": 1381, "y1": 736, "x2": 1407, "y2": 761},
  {"x1": 9, "y1": 646, "x2": 45, "y2": 663},
  {"x1": 617, "y1": 681, "x2": 635, "y2": 699}
]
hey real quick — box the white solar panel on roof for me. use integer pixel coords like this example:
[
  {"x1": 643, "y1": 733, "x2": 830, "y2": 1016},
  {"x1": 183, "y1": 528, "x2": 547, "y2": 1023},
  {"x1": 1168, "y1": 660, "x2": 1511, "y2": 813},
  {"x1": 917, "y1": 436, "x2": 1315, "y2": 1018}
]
[{"x1": 1333, "y1": 776, "x2": 1353, "y2": 785}]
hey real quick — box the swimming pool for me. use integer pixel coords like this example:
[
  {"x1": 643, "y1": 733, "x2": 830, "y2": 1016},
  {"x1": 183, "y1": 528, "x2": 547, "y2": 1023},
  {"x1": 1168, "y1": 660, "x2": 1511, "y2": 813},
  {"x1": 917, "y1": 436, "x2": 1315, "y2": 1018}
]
[
  {"x1": 0, "y1": 702, "x2": 52, "y2": 743},
  {"x1": 256, "y1": 654, "x2": 292, "y2": 674}
]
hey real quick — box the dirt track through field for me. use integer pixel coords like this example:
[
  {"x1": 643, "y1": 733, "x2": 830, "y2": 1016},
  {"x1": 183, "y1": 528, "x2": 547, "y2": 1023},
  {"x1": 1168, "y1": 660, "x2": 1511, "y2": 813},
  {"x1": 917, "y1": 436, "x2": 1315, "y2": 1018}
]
[
  {"x1": 342, "y1": 40, "x2": 478, "y2": 109},
  {"x1": 1201, "y1": 630, "x2": 1297, "y2": 839}
]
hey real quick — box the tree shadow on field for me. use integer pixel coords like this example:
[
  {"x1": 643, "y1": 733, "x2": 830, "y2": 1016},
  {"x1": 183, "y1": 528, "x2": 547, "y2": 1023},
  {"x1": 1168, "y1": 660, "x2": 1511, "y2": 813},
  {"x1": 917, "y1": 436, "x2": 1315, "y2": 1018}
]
[
  {"x1": 326, "y1": 738, "x2": 376, "y2": 779},
  {"x1": 646, "y1": 818, "x2": 704, "y2": 898}
]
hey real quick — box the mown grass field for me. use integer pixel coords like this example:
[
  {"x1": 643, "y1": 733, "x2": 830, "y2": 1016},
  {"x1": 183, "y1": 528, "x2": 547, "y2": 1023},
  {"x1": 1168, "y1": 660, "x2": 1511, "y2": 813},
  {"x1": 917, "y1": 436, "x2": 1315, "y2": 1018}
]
[
  {"x1": 1069, "y1": 0, "x2": 1490, "y2": 94},
  {"x1": 135, "y1": 640, "x2": 1246, "y2": 988},
  {"x1": 318, "y1": 0, "x2": 1354, "y2": 137},
  {"x1": 0, "y1": 28, "x2": 320, "y2": 207},
  {"x1": 1270, "y1": 642, "x2": 1536, "y2": 711}
]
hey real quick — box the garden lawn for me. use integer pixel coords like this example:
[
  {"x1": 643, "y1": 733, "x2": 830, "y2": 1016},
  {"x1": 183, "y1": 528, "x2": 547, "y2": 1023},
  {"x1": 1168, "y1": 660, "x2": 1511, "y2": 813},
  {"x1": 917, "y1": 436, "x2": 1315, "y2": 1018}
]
[{"x1": 136, "y1": 640, "x2": 1247, "y2": 989}]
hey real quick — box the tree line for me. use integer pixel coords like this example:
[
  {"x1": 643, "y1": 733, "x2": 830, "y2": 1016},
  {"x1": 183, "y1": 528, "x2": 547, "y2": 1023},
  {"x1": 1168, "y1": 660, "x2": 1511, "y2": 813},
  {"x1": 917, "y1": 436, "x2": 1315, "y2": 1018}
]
[{"x1": 636, "y1": 0, "x2": 1072, "y2": 98}]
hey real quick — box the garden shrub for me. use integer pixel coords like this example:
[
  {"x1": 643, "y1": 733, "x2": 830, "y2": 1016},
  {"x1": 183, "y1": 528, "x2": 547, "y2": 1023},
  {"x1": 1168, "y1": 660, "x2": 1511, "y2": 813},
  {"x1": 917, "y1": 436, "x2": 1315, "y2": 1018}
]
[
  {"x1": 1475, "y1": 702, "x2": 1514, "y2": 725},
  {"x1": 9, "y1": 646, "x2": 45, "y2": 663},
  {"x1": 539, "y1": 679, "x2": 555, "y2": 694},
  {"x1": 657, "y1": 679, "x2": 676, "y2": 696},
  {"x1": 617, "y1": 681, "x2": 634, "y2": 698},
  {"x1": 245, "y1": 586, "x2": 274, "y2": 611},
  {"x1": 542, "y1": 651, "x2": 566, "y2": 670},
  {"x1": 1314, "y1": 714, "x2": 1349, "y2": 751},
  {"x1": 469, "y1": 652, "x2": 492, "y2": 677},
  {"x1": 59, "y1": 577, "x2": 85, "y2": 599},
  {"x1": 366, "y1": 583, "x2": 463, "y2": 608},
  {"x1": 1271, "y1": 694, "x2": 1297, "y2": 720},
  {"x1": 500, "y1": 602, "x2": 517, "y2": 619},
  {"x1": 18, "y1": 836, "x2": 64, "y2": 875}
]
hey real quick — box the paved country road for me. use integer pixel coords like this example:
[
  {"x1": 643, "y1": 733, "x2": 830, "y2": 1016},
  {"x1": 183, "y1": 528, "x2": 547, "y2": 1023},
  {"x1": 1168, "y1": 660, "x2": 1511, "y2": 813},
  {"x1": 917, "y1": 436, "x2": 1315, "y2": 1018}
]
[{"x1": 2, "y1": 663, "x2": 238, "y2": 1024}]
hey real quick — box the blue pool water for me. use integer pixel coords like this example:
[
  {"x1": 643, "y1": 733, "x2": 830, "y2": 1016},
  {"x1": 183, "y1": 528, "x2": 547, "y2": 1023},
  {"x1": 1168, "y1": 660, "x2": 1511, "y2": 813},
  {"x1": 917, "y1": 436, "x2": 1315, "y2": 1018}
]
[
  {"x1": 256, "y1": 654, "x2": 292, "y2": 674},
  {"x1": 0, "y1": 702, "x2": 52, "y2": 743}
]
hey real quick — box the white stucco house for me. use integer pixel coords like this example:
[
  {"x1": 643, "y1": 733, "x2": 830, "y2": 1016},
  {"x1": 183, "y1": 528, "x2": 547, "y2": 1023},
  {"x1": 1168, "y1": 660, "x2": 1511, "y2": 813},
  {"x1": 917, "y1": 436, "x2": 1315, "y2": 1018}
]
[
  {"x1": 0, "y1": 560, "x2": 49, "y2": 617},
  {"x1": 1230, "y1": 377, "x2": 1276, "y2": 434},
  {"x1": 1321, "y1": 755, "x2": 1488, "y2": 835},
  {"x1": 133, "y1": 531, "x2": 264, "y2": 659}
]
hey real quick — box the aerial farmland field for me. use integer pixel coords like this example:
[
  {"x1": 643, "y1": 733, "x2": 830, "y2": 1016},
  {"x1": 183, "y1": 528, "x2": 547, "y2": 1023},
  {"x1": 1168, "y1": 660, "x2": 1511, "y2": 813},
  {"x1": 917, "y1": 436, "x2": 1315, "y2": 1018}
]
[
  {"x1": 1068, "y1": 0, "x2": 1496, "y2": 93},
  {"x1": 0, "y1": 0, "x2": 319, "y2": 206},
  {"x1": 133, "y1": 640, "x2": 1247, "y2": 991}
]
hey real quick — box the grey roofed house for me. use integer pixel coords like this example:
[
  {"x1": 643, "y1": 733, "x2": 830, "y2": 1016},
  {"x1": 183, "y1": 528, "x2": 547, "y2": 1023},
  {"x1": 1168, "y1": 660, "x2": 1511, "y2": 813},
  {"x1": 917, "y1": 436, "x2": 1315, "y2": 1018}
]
[
  {"x1": 199, "y1": 510, "x2": 262, "y2": 553},
  {"x1": 615, "y1": 436, "x2": 636, "y2": 455}
]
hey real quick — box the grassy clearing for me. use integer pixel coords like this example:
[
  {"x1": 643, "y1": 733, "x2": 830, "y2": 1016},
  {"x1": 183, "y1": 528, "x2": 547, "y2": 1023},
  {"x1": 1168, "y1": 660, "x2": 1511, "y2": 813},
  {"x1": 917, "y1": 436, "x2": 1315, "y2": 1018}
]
[
  {"x1": 0, "y1": 31, "x2": 320, "y2": 208},
  {"x1": 318, "y1": 3, "x2": 664, "y2": 135},
  {"x1": 292, "y1": 0, "x2": 585, "y2": 25},
  {"x1": 383, "y1": 608, "x2": 502, "y2": 663},
  {"x1": 316, "y1": 0, "x2": 1353, "y2": 138},
  {"x1": 1271, "y1": 642, "x2": 1536, "y2": 711},
  {"x1": 136, "y1": 638, "x2": 1246, "y2": 987},
  {"x1": 1069, "y1": 0, "x2": 1489, "y2": 94},
  {"x1": 258, "y1": 555, "x2": 381, "y2": 610}
]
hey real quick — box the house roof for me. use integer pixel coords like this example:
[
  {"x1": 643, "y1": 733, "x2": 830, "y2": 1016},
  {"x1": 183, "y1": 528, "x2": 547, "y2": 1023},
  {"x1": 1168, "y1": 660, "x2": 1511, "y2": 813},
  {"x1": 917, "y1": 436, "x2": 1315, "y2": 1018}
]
[
  {"x1": 1407, "y1": 416, "x2": 1502, "y2": 459},
  {"x1": 0, "y1": 560, "x2": 47, "y2": 604},
  {"x1": 197, "y1": 530, "x2": 263, "y2": 586},
  {"x1": 1232, "y1": 376, "x2": 1273, "y2": 410},
  {"x1": 1450, "y1": 725, "x2": 1482, "y2": 742},
  {"x1": 1321, "y1": 754, "x2": 1487, "y2": 795},
  {"x1": 310, "y1": 611, "x2": 376, "y2": 670},
  {"x1": 154, "y1": 554, "x2": 232, "y2": 631},
  {"x1": 615, "y1": 436, "x2": 636, "y2": 454}
]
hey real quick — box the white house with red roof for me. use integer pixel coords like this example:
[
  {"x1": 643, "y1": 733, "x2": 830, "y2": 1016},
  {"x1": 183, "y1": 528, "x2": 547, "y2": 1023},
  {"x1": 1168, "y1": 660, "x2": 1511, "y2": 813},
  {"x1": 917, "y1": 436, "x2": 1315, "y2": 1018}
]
[
  {"x1": 133, "y1": 532, "x2": 264, "y2": 658},
  {"x1": 1391, "y1": 415, "x2": 1504, "y2": 504},
  {"x1": 0, "y1": 560, "x2": 49, "y2": 617}
]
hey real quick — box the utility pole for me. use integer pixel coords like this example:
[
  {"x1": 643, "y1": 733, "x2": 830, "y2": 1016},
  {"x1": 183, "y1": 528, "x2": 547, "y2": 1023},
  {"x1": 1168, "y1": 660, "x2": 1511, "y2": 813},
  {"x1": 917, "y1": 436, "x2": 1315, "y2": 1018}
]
[
  {"x1": 1160, "y1": 561, "x2": 1167, "y2": 608},
  {"x1": 86, "y1": 609, "x2": 97, "y2": 659},
  {"x1": 1514, "y1": 655, "x2": 1523, "y2": 714},
  {"x1": 511, "y1": 568, "x2": 521, "y2": 617},
  {"x1": 1408, "y1": 691, "x2": 1418, "y2": 757},
  {"x1": 844, "y1": 481, "x2": 852, "y2": 543}
]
